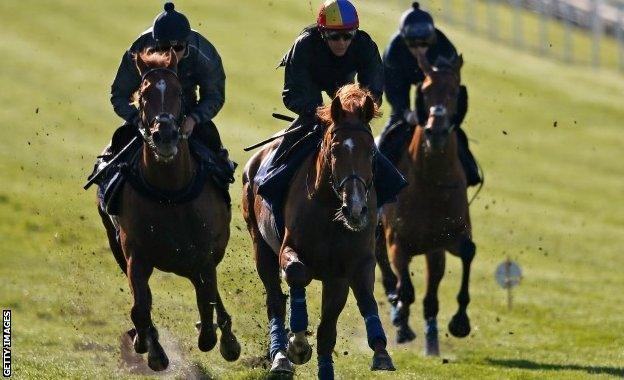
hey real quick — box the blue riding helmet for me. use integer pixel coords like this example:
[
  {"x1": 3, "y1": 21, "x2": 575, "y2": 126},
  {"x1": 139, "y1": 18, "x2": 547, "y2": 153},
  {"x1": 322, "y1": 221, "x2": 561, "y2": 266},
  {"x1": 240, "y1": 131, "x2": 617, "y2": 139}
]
[
  {"x1": 400, "y1": 2, "x2": 435, "y2": 44},
  {"x1": 152, "y1": 2, "x2": 191, "y2": 43}
]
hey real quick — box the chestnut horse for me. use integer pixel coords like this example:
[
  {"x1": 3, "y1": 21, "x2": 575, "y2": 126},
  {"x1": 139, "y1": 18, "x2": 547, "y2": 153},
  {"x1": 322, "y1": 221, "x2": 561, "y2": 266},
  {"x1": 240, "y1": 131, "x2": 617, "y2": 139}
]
[
  {"x1": 243, "y1": 85, "x2": 394, "y2": 378},
  {"x1": 376, "y1": 52, "x2": 476, "y2": 356},
  {"x1": 97, "y1": 49, "x2": 240, "y2": 371}
]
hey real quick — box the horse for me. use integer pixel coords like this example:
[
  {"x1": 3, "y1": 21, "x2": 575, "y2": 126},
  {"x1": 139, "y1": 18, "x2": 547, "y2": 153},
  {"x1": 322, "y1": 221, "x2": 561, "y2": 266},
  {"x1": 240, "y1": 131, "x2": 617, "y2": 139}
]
[
  {"x1": 96, "y1": 49, "x2": 240, "y2": 371},
  {"x1": 242, "y1": 84, "x2": 395, "y2": 378},
  {"x1": 375, "y1": 51, "x2": 476, "y2": 356}
]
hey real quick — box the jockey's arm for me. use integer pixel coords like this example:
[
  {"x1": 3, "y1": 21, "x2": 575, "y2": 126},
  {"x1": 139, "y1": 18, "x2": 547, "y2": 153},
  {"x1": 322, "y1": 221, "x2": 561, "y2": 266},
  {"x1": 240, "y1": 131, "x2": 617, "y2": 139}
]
[
  {"x1": 188, "y1": 35, "x2": 226, "y2": 124},
  {"x1": 383, "y1": 42, "x2": 412, "y2": 124},
  {"x1": 281, "y1": 37, "x2": 323, "y2": 117},
  {"x1": 356, "y1": 34, "x2": 384, "y2": 106},
  {"x1": 110, "y1": 50, "x2": 141, "y2": 124}
]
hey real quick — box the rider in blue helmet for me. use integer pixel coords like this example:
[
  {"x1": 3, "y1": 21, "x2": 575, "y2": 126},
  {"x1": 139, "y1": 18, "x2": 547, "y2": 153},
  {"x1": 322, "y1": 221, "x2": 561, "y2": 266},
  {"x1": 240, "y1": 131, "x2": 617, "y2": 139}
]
[
  {"x1": 378, "y1": 2, "x2": 481, "y2": 186},
  {"x1": 93, "y1": 2, "x2": 234, "y2": 188}
]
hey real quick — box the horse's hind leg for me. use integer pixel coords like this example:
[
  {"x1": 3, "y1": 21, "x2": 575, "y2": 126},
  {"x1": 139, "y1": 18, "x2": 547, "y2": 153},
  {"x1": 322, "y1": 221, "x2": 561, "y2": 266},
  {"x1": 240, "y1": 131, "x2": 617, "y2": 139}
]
[
  {"x1": 447, "y1": 236, "x2": 476, "y2": 338},
  {"x1": 388, "y1": 243, "x2": 416, "y2": 344},
  {"x1": 423, "y1": 250, "x2": 445, "y2": 356},
  {"x1": 316, "y1": 279, "x2": 349, "y2": 379},
  {"x1": 127, "y1": 256, "x2": 168, "y2": 371},
  {"x1": 191, "y1": 259, "x2": 218, "y2": 352},
  {"x1": 253, "y1": 237, "x2": 291, "y2": 374},
  {"x1": 214, "y1": 290, "x2": 241, "y2": 361}
]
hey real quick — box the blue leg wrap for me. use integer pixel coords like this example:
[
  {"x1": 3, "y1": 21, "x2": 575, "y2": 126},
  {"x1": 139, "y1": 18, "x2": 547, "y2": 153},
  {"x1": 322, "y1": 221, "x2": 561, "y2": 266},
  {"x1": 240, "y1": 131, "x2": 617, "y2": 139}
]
[
  {"x1": 364, "y1": 314, "x2": 387, "y2": 349},
  {"x1": 269, "y1": 317, "x2": 287, "y2": 360},
  {"x1": 289, "y1": 287, "x2": 308, "y2": 334},
  {"x1": 317, "y1": 354, "x2": 334, "y2": 380}
]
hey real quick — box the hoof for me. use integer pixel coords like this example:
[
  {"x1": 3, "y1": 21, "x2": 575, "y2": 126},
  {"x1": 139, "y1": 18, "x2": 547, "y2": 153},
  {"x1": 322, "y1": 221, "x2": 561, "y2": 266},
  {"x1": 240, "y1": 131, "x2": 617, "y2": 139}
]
[
  {"x1": 198, "y1": 326, "x2": 218, "y2": 352},
  {"x1": 424, "y1": 319, "x2": 440, "y2": 356},
  {"x1": 286, "y1": 334, "x2": 312, "y2": 365},
  {"x1": 396, "y1": 323, "x2": 416, "y2": 344},
  {"x1": 448, "y1": 312, "x2": 471, "y2": 338},
  {"x1": 270, "y1": 351, "x2": 294, "y2": 375},
  {"x1": 371, "y1": 349, "x2": 395, "y2": 371},
  {"x1": 219, "y1": 331, "x2": 241, "y2": 362},
  {"x1": 147, "y1": 340, "x2": 169, "y2": 371},
  {"x1": 129, "y1": 329, "x2": 148, "y2": 354}
]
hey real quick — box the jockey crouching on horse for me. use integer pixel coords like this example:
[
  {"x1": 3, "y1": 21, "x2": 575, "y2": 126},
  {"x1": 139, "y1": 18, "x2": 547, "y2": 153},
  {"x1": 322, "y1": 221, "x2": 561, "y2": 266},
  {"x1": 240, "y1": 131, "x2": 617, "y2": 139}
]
[
  {"x1": 89, "y1": 2, "x2": 235, "y2": 203},
  {"x1": 377, "y1": 2, "x2": 482, "y2": 187},
  {"x1": 259, "y1": 0, "x2": 406, "y2": 212}
]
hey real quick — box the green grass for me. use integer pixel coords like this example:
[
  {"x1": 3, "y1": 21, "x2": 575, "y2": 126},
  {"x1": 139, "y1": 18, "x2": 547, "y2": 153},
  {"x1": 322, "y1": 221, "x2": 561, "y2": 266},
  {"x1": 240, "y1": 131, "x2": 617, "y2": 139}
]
[{"x1": 1, "y1": 0, "x2": 623, "y2": 379}]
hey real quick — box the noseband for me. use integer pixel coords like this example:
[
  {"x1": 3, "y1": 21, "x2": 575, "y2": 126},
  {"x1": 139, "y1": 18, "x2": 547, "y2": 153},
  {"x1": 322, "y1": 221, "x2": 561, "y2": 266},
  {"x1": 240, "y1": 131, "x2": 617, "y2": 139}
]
[
  {"x1": 137, "y1": 67, "x2": 187, "y2": 142},
  {"x1": 324, "y1": 124, "x2": 375, "y2": 200}
]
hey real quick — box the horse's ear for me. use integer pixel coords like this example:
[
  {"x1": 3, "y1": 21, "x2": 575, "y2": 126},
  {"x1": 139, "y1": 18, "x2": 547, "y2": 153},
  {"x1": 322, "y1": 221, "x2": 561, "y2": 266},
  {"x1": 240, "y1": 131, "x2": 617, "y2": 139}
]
[
  {"x1": 331, "y1": 96, "x2": 343, "y2": 123},
  {"x1": 415, "y1": 50, "x2": 433, "y2": 76},
  {"x1": 362, "y1": 95, "x2": 375, "y2": 123},
  {"x1": 455, "y1": 54, "x2": 464, "y2": 71},
  {"x1": 135, "y1": 52, "x2": 149, "y2": 76},
  {"x1": 167, "y1": 47, "x2": 178, "y2": 69}
]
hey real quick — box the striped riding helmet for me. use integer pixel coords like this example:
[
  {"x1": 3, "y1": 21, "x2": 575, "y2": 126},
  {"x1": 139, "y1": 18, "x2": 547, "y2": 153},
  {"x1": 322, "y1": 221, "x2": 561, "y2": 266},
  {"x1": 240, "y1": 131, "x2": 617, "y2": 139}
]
[{"x1": 317, "y1": 0, "x2": 359, "y2": 30}]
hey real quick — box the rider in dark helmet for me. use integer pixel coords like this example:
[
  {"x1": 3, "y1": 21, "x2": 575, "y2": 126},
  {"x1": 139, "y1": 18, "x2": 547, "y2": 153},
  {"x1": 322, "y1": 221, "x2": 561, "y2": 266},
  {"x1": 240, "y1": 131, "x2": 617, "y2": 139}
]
[
  {"x1": 378, "y1": 2, "x2": 481, "y2": 186},
  {"x1": 98, "y1": 2, "x2": 234, "y2": 180},
  {"x1": 270, "y1": 0, "x2": 384, "y2": 165}
]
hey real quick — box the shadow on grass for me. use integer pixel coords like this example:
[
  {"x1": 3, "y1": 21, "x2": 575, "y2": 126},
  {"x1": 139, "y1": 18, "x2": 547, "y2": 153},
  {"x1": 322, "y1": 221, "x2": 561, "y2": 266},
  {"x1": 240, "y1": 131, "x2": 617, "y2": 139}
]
[{"x1": 486, "y1": 358, "x2": 624, "y2": 377}]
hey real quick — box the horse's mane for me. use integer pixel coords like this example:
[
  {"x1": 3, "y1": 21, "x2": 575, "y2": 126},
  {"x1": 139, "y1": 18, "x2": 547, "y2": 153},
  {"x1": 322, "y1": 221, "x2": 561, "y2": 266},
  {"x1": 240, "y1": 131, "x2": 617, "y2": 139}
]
[
  {"x1": 135, "y1": 48, "x2": 175, "y2": 69},
  {"x1": 316, "y1": 84, "x2": 381, "y2": 128}
]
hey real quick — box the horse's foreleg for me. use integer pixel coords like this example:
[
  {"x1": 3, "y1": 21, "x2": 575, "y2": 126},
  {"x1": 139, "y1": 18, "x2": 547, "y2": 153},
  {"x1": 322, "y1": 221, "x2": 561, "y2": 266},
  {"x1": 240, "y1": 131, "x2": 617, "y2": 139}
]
[
  {"x1": 375, "y1": 223, "x2": 398, "y2": 301},
  {"x1": 316, "y1": 279, "x2": 349, "y2": 380},
  {"x1": 448, "y1": 237, "x2": 476, "y2": 338},
  {"x1": 127, "y1": 256, "x2": 168, "y2": 371},
  {"x1": 423, "y1": 250, "x2": 445, "y2": 356},
  {"x1": 388, "y1": 243, "x2": 416, "y2": 344},
  {"x1": 192, "y1": 259, "x2": 218, "y2": 352},
  {"x1": 350, "y1": 260, "x2": 395, "y2": 372},
  {"x1": 214, "y1": 290, "x2": 241, "y2": 361},
  {"x1": 253, "y1": 237, "x2": 291, "y2": 374}
]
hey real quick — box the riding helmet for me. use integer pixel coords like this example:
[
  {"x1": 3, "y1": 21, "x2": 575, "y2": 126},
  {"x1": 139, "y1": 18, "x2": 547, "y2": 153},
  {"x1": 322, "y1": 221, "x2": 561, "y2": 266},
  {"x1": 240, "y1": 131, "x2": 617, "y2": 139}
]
[
  {"x1": 152, "y1": 2, "x2": 191, "y2": 42},
  {"x1": 400, "y1": 2, "x2": 436, "y2": 44},
  {"x1": 317, "y1": 0, "x2": 359, "y2": 30}
]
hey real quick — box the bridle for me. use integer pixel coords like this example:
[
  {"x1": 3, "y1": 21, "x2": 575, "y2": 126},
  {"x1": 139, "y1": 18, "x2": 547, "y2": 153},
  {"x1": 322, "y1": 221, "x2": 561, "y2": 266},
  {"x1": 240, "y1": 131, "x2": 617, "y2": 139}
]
[
  {"x1": 322, "y1": 123, "x2": 376, "y2": 200},
  {"x1": 137, "y1": 67, "x2": 188, "y2": 145}
]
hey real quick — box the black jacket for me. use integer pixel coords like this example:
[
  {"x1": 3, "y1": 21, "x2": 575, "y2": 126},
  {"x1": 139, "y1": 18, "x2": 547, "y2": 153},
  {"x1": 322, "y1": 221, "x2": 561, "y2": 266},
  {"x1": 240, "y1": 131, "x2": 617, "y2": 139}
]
[
  {"x1": 110, "y1": 28, "x2": 225, "y2": 125},
  {"x1": 383, "y1": 29, "x2": 457, "y2": 123},
  {"x1": 280, "y1": 26, "x2": 384, "y2": 116}
]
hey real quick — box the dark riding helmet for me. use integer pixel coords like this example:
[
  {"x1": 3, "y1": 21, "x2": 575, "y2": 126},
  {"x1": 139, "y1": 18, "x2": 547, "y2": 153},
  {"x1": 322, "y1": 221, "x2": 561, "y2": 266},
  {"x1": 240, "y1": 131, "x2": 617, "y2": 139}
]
[
  {"x1": 400, "y1": 2, "x2": 436, "y2": 45},
  {"x1": 152, "y1": 2, "x2": 191, "y2": 43}
]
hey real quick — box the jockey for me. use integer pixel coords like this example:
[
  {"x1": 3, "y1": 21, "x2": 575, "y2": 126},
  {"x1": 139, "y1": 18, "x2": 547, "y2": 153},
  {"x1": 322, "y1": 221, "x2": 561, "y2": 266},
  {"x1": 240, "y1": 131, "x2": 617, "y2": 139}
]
[
  {"x1": 101, "y1": 2, "x2": 234, "y2": 180},
  {"x1": 377, "y1": 2, "x2": 482, "y2": 186},
  {"x1": 272, "y1": 0, "x2": 384, "y2": 164}
]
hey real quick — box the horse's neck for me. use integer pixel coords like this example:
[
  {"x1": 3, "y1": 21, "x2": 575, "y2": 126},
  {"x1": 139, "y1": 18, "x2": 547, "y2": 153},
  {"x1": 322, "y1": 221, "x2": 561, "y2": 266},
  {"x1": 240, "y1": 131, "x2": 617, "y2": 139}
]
[
  {"x1": 140, "y1": 141, "x2": 196, "y2": 192},
  {"x1": 409, "y1": 128, "x2": 460, "y2": 183}
]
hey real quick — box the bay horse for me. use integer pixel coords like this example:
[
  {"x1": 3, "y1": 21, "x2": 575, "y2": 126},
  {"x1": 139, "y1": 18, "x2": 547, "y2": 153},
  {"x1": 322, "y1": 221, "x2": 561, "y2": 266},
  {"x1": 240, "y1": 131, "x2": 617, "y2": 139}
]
[
  {"x1": 97, "y1": 49, "x2": 240, "y2": 371},
  {"x1": 242, "y1": 84, "x2": 395, "y2": 378},
  {"x1": 376, "y1": 52, "x2": 476, "y2": 356}
]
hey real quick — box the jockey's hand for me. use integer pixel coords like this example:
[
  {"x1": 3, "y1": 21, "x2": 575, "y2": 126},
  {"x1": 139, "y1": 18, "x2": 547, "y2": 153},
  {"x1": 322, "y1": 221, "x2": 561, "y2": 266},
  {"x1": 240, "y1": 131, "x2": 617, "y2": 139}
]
[
  {"x1": 182, "y1": 115, "x2": 197, "y2": 137},
  {"x1": 403, "y1": 109, "x2": 419, "y2": 126}
]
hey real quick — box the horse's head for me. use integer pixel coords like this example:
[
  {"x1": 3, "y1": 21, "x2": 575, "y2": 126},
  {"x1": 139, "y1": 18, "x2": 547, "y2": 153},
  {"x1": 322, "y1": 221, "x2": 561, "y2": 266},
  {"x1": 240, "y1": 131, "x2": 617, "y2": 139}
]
[
  {"x1": 135, "y1": 48, "x2": 184, "y2": 162},
  {"x1": 415, "y1": 51, "x2": 463, "y2": 152},
  {"x1": 317, "y1": 84, "x2": 379, "y2": 232}
]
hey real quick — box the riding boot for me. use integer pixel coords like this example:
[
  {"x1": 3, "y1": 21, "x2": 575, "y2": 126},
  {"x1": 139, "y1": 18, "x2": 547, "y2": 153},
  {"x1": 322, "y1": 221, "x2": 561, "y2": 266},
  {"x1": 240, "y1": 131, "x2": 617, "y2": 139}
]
[
  {"x1": 271, "y1": 113, "x2": 317, "y2": 167},
  {"x1": 377, "y1": 115, "x2": 413, "y2": 166},
  {"x1": 88, "y1": 123, "x2": 140, "y2": 183},
  {"x1": 192, "y1": 120, "x2": 237, "y2": 180},
  {"x1": 456, "y1": 127, "x2": 481, "y2": 187}
]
